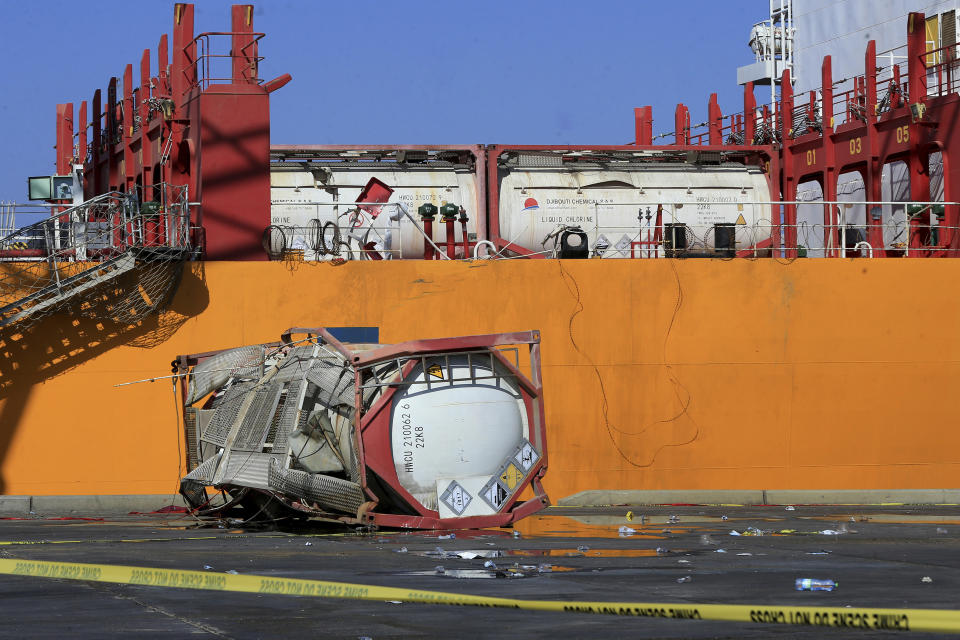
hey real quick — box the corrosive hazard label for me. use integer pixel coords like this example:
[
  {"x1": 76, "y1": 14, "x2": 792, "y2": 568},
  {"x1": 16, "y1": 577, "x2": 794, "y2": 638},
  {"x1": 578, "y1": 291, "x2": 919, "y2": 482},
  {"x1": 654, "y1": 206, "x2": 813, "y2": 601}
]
[{"x1": 480, "y1": 480, "x2": 509, "y2": 510}]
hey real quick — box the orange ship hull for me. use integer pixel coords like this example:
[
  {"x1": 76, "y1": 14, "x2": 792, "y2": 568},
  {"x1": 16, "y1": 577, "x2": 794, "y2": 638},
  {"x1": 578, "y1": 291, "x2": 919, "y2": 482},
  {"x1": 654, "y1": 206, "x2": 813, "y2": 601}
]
[{"x1": 2, "y1": 258, "x2": 957, "y2": 502}]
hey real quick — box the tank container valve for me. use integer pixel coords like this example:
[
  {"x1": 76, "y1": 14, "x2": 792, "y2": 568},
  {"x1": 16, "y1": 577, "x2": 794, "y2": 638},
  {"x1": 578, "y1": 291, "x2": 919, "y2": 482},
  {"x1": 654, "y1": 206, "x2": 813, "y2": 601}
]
[
  {"x1": 418, "y1": 203, "x2": 437, "y2": 220},
  {"x1": 440, "y1": 203, "x2": 459, "y2": 220}
]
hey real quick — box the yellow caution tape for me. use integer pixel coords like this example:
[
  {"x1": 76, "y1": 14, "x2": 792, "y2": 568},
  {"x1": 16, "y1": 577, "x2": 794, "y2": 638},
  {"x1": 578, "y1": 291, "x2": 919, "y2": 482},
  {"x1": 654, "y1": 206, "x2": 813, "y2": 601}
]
[
  {"x1": 0, "y1": 533, "x2": 297, "y2": 546},
  {"x1": 0, "y1": 558, "x2": 958, "y2": 633}
]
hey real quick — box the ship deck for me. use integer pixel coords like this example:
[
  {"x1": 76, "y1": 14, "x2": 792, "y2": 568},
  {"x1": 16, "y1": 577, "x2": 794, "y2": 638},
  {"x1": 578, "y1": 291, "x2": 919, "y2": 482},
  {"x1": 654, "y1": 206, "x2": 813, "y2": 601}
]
[{"x1": 0, "y1": 504, "x2": 957, "y2": 638}]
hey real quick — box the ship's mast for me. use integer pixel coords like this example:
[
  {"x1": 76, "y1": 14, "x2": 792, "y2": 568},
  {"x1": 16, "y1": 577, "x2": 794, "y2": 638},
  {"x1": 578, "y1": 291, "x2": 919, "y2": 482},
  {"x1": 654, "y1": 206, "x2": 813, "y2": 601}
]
[{"x1": 737, "y1": 0, "x2": 795, "y2": 113}]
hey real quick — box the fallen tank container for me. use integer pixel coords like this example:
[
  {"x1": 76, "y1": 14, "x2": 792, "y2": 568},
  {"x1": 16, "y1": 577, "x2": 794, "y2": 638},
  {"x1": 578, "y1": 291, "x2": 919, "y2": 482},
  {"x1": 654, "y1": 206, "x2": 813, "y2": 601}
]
[{"x1": 177, "y1": 328, "x2": 548, "y2": 529}]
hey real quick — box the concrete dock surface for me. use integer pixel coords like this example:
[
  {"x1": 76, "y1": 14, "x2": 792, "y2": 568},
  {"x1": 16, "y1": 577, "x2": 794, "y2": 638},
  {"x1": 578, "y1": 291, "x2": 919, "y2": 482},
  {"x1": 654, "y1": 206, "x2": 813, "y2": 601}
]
[{"x1": 0, "y1": 504, "x2": 958, "y2": 638}]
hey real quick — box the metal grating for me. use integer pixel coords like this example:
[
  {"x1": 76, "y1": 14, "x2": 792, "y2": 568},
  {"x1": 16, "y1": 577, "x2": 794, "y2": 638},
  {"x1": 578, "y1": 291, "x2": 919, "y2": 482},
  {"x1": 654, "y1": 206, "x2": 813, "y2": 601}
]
[
  {"x1": 220, "y1": 451, "x2": 274, "y2": 489},
  {"x1": 267, "y1": 459, "x2": 364, "y2": 514},
  {"x1": 270, "y1": 380, "x2": 302, "y2": 452},
  {"x1": 945, "y1": 11, "x2": 957, "y2": 61},
  {"x1": 516, "y1": 153, "x2": 564, "y2": 168},
  {"x1": 182, "y1": 452, "x2": 221, "y2": 484},
  {"x1": 202, "y1": 381, "x2": 254, "y2": 446},
  {"x1": 184, "y1": 407, "x2": 199, "y2": 471},
  {"x1": 232, "y1": 383, "x2": 283, "y2": 452},
  {"x1": 186, "y1": 345, "x2": 264, "y2": 404},
  {"x1": 306, "y1": 360, "x2": 353, "y2": 407},
  {"x1": 272, "y1": 345, "x2": 315, "y2": 383}
]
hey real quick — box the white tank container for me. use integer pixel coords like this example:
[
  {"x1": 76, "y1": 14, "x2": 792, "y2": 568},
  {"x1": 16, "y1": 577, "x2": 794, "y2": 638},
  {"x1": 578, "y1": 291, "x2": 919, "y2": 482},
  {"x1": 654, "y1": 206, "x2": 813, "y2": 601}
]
[
  {"x1": 271, "y1": 167, "x2": 480, "y2": 259},
  {"x1": 496, "y1": 164, "x2": 774, "y2": 257},
  {"x1": 390, "y1": 356, "x2": 527, "y2": 513}
]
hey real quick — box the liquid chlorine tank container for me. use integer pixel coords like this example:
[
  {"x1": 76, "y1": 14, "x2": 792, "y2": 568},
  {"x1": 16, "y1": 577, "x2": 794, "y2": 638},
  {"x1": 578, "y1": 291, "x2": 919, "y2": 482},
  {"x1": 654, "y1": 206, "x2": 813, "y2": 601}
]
[{"x1": 490, "y1": 148, "x2": 774, "y2": 256}]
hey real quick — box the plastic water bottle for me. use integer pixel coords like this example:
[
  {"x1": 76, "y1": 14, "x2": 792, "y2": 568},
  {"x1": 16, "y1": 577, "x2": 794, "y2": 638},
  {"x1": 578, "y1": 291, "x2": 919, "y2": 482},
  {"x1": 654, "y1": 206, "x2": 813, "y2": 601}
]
[{"x1": 795, "y1": 578, "x2": 837, "y2": 591}]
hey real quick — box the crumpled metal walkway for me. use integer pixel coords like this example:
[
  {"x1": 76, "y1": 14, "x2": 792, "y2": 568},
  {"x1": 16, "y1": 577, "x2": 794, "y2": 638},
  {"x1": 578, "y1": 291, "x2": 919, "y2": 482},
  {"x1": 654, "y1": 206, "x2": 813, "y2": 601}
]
[{"x1": 0, "y1": 186, "x2": 195, "y2": 330}]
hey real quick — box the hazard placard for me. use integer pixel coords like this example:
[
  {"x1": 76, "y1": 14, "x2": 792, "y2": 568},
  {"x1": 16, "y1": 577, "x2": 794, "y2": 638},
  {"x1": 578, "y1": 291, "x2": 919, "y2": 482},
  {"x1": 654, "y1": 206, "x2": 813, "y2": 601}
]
[
  {"x1": 594, "y1": 233, "x2": 611, "y2": 256},
  {"x1": 480, "y1": 479, "x2": 509, "y2": 510},
  {"x1": 513, "y1": 441, "x2": 539, "y2": 472},
  {"x1": 498, "y1": 463, "x2": 524, "y2": 490},
  {"x1": 427, "y1": 364, "x2": 443, "y2": 379},
  {"x1": 735, "y1": 213, "x2": 747, "y2": 225},
  {"x1": 439, "y1": 481, "x2": 472, "y2": 516}
]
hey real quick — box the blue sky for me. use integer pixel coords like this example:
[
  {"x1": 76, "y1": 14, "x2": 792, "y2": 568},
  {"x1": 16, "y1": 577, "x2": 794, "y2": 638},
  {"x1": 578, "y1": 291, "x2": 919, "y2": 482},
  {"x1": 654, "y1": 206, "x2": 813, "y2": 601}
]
[{"x1": 0, "y1": 1, "x2": 767, "y2": 202}]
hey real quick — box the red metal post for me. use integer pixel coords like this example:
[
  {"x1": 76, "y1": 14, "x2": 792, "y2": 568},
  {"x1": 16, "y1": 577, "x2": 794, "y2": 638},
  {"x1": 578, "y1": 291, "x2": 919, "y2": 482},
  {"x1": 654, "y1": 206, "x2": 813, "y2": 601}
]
[
  {"x1": 156, "y1": 34, "x2": 170, "y2": 190},
  {"x1": 172, "y1": 3, "x2": 196, "y2": 101},
  {"x1": 55, "y1": 103, "x2": 73, "y2": 177},
  {"x1": 444, "y1": 215, "x2": 456, "y2": 259},
  {"x1": 907, "y1": 12, "x2": 931, "y2": 254},
  {"x1": 77, "y1": 101, "x2": 87, "y2": 167},
  {"x1": 907, "y1": 12, "x2": 928, "y2": 106},
  {"x1": 91, "y1": 89, "x2": 101, "y2": 195},
  {"x1": 862, "y1": 41, "x2": 885, "y2": 255},
  {"x1": 231, "y1": 4, "x2": 258, "y2": 84},
  {"x1": 423, "y1": 217, "x2": 434, "y2": 260},
  {"x1": 821, "y1": 58, "x2": 838, "y2": 256},
  {"x1": 54, "y1": 103, "x2": 73, "y2": 224},
  {"x1": 170, "y1": 2, "x2": 195, "y2": 213},
  {"x1": 821, "y1": 56, "x2": 834, "y2": 137},
  {"x1": 674, "y1": 103, "x2": 690, "y2": 145},
  {"x1": 157, "y1": 34, "x2": 170, "y2": 97},
  {"x1": 107, "y1": 77, "x2": 117, "y2": 189},
  {"x1": 892, "y1": 64, "x2": 902, "y2": 108},
  {"x1": 123, "y1": 63, "x2": 135, "y2": 193},
  {"x1": 634, "y1": 106, "x2": 652, "y2": 145},
  {"x1": 780, "y1": 69, "x2": 797, "y2": 256},
  {"x1": 708, "y1": 93, "x2": 722, "y2": 144},
  {"x1": 140, "y1": 49, "x2": 153, "y2": 193}
]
